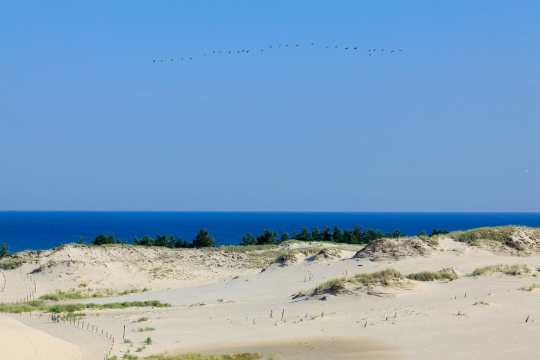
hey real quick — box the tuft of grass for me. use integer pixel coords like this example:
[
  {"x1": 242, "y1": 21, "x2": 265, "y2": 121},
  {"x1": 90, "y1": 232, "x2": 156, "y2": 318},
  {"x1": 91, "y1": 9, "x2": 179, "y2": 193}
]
[
  {"x1": 146, "y1": 353, "x2": 261, "y2": 360},
  {"x1": 136, "y1": 317, "x2": 149, "y2": 322},
  {"x1": 123, "y1": 355, "x2": 138, "y2": 360},
  {"x1": 352, "y1": 269, "x2": 404, "y2": 286},
  {"x1": 406, "y1": 270, "x2": 458, "y2": 281},
  {"x1": 145, "y1": 337, "x2": 153, "y2": 345},
  {"x1": 520, "y1": 284, "x2": 540, "y2": 291},
  {"x1": 138, "y1": 326, "x2": 155, "y2": 332},
  {"x1": 124, "y1": 339, "x2": 133, "y2": 344},
  {"x1": 136, "y1": 346, "x2": 146, "y2": 352},
  {"x1": 472, "y1": 263, "x2": 531, "y2": 276},
  {"x1": 474, "y1": 301, "x2": 490, "y2": 306}
]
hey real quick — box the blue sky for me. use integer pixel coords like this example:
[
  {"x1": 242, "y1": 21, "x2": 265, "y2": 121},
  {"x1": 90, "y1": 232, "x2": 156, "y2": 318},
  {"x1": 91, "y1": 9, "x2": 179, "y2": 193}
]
[{"x1": 0, "y1": 1, "x2": 539, "y2": 211}]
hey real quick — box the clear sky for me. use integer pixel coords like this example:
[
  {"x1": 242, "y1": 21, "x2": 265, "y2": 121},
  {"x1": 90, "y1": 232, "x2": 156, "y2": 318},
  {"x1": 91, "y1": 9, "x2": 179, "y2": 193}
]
[{"x1": 0, "y1": 1, "x2": 538, "y2": 212}]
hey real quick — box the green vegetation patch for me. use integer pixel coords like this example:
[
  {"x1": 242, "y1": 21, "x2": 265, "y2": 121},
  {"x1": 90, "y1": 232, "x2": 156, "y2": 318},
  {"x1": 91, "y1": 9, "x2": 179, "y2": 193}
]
[
  {"x1": 406, "y1": 270, "x2": 458, "y2": 281},
  {"x1": 146, "y1": 353, "x2": 261, "y2": 360},
  {"x1": 0, "y1": 300, "x2": 170, "y2": 314},
  {"x1": 472, "y1": 263, "x2": 531, "y2": 276},
  {"x1": 0, "y1": 257, "x2": 29, "y2": 270}
]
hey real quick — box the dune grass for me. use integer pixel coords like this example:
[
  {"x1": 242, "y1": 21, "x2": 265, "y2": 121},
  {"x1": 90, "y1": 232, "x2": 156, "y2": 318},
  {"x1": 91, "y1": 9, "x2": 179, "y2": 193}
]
[
  {"x1": 471, "y1": 263, "x2": 531, "y2": 276},
  {"x1": 39, "y1": 287, "x2": 143, "y2": 301},
  {"x1": 146, "y1": 353, "x2": 261, "y2": 360},
  {"x1": 520, "y1": 284, "x2": 540, "y2": 291},
  {"x1": 294, "y1": 269, "x2": 405, "y2": 296},
  {"x1": 449, "y1": 226, "x2": 540, "y2": 250},
  {"x1": 0, "y1": 258, "x2": 28, "y2": 270},
  {"x1": 136, "y1": 316, "x2": 149, "y2": 322},
  {"x1": 0, "y1": 300, "x2": 170, "y2": 314},
  {"x1": 406, "y1": 270, "x2": 458, "y2": 281}
]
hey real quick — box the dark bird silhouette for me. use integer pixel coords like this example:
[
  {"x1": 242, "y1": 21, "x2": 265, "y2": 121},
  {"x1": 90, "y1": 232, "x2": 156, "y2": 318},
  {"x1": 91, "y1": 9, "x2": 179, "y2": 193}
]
[
  {"x1": 261, "y1": 49, "x2": 264, "y2": 52},
  {"x1": 228, "y1": 51, "x2": 231, "y2": 54},
  {"x1": 153, "y1": 60, "x2": 156, "y2": 62},
  {"x1": 296, "y1": 44, "x2": 299, "y2": 47},
  {"x1": 326, "y1": 46, "x2": 329, "y2": 48},
  {"x1": 374, "y1": 49, "x2": 377, "y2": 51},
  {"x1": 354, "y1": 47, "x2": 357, "y2": 50},
  {"x1": 219, "y1": 51, "x2": 221, "y2": 53},
  {"x1": 189, "y1": 57, "x2": 193, "y2": 60},
  {"x1": 279, "y1": 45, "x2": 281, "y2": 47},
  {"x1": 399, "y1": 50, "x2": 403, "y2": 51},
  {"x1": 161, "y1": 60, "x2": 163, "y2": 62},
  {"x1": 270, "y1": 45, "x2": 273, "y2": 48},
  {"x1": 181, "y1": 58, "x2": 184, "y2": 60},
  {"x1": 246, "y1": 50, "x2": 250, "y2": 53},
  {"x1": 171, "y1": 59, "x2": 174, "y2": 61},
  {"x1": 345, "y1": 47, "x2": 349, "y2": 50},
  {"x1": 369, "y1": 53, "x2": 372, "y2": 56},
  {"x1": 311, "y1": 42, "x2": 314, "y2": 45},
  {"x1": 391, "y1": 50, "x2": 394, "y2": 53},
  {"x1": 237, "y1": 51, "x2": 240, "y2": 53},
  {"x1": 335, "y1": 46, "x2": 338, "y2": 48},
  {"x1": 286, "y1": 44, "x2": 289, "y2": 47},
  {"x1": 381, "y1": 49, "x2": 384, "y2": 51},
  {"x1": 213, "y1": 51, "x2": 216, "y2": 53}
]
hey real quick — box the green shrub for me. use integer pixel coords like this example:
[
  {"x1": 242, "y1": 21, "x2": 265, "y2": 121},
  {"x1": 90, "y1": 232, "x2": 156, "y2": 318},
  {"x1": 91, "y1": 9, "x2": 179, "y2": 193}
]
[{"x1": 145, "y1": 337, "x2": 153, "y2": 345}]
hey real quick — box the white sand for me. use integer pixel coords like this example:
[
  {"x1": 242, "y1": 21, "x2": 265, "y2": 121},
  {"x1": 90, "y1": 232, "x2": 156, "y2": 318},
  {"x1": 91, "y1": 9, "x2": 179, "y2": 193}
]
[
  {"x1": 0, "y1": 314, "x2": 83, "y2": 360},
  {"x1": 2, "y1": 234, "x2": 540, "y2": 359}
]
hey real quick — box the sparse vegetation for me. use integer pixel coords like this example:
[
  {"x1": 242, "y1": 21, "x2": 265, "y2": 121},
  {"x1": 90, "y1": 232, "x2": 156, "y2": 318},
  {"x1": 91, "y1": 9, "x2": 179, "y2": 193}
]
[
  {"x1": 136, "y1": 316, "x2": 149, "y2": 322},
  {"x1": 146, "y1": 353, "x2": 261, "y2": 360},
  {"x1": 39, "y1": 287, "x2": 142, "y2": 301},
  {"x1": 124, "y1": 339, "x2": 133, "y2": 344},
  {"x1": 472, "y1": 263, "x2": 531, "y2": 276},
  {"x1": 449, "y1": 226, "x2": 540, "y2": 250},
  {"x1": 474, "y1": 301, "x2": 490, "y2": 306},
  {"x1": 520, "y1": 284, "x2": 540, "y2": 291},
  {"x1": 406, "y1": 270, "x2": 458, "y2": 281},
  {"x1": 138, "y1": 326, "x2": 155, "y2": 332},
  {"x1": 0, "y1": 300, "x2": 170, "y2": 314},
  {"x1": 145, "y1": 336, "x2": 153, "y2": 345},
  {"x1": 0, "y1": 257, "x2": 27, "y2": 270},
  {"x1": 294, "y1": 269, "x2": 406, "y2": 297}
]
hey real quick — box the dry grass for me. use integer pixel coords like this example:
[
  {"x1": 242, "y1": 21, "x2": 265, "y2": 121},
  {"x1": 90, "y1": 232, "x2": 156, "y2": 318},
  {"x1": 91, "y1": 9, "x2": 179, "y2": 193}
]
[
  {"x1": 520, "y1": 284, "x2": 540, "y2": 291},
  {"x1": 293, "y1": 269, "x2": 406, "y2": 297},
  {"x1": 472, "y1": 263, "x2": 532, "y2": 276},
  {"x1": 406, "y1": 270, "x2": 458, "y2": 281}
]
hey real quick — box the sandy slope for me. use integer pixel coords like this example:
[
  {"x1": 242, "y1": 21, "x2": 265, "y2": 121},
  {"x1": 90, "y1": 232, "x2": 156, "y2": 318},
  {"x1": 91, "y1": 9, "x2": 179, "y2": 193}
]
[
  {"x1": 2, "y1": 234, "x2": 540, "y2": 359},
  {"x1": 0, "y1": 314, "x2": 84, "y2": 360}
]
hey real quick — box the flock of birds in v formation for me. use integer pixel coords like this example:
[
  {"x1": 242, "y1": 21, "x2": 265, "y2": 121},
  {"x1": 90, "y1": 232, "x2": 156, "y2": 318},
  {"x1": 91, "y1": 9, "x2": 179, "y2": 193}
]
[{"x1": 153, "y1": 42, "x2": 403, "y2": 63}]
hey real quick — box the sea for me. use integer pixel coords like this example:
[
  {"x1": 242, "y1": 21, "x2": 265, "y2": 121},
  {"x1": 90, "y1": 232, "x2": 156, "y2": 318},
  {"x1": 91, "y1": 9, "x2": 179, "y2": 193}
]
[{"x1": 1, "y1": 212, "x2": 540, "y2": 253}]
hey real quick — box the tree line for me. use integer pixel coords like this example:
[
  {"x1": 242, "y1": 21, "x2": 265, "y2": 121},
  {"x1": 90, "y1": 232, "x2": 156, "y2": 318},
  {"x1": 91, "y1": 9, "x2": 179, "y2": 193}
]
[{"x1": 0, "y1": 227, "x2": 450, "y2": 254}]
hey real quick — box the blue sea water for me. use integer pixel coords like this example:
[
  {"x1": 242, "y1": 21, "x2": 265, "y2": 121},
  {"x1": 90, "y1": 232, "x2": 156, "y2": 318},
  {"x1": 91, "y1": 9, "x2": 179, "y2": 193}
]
[{"x1": 1, "y1": 212, "x2": 540, "y2": 253}]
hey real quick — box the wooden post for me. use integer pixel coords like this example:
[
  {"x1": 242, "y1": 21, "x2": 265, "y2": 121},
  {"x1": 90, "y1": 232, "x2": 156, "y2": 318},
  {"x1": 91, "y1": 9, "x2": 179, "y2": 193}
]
[{"x1": 123, "y1": 325, "x2": 126, "y2": 339}]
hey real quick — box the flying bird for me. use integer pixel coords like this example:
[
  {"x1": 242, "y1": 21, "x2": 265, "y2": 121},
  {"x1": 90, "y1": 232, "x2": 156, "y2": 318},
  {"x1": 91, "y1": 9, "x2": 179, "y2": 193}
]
[{"x1": 311, "y1": 42, "x2": 314, "y2": 45}]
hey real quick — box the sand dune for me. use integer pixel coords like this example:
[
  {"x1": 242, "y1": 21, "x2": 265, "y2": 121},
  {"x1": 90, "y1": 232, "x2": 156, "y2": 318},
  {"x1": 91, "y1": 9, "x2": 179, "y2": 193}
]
[{"x1": 2, "y1": 228, "x2": 540, "y2": 359}]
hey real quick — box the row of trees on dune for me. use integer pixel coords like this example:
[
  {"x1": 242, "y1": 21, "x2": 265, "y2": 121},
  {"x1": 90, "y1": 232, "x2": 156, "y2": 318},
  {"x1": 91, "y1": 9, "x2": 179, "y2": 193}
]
[
  {"x1": 86, "y1": 226, "x2": 448, "y2": 248},
  {"x1": 0, "y1": 228, "x2": 451, "y2": 253},
  {"x1": 90, "y1": 229, "x2": 217, "y2": 248}
]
